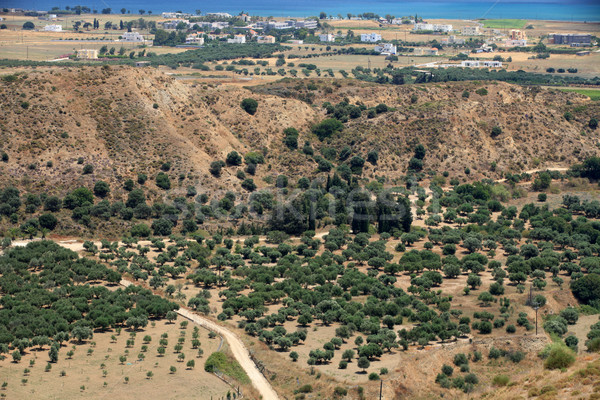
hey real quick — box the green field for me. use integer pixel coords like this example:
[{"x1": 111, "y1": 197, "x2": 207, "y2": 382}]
[
  {"x1": 480, "y1": 19, "x2": 527, "y2": 29},
  {"x1": 558, "y1": 88, "x2": 600, "y2": 101}
]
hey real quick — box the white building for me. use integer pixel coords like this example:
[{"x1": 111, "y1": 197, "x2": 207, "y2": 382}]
[
  {"x1": 227, "y1": 34, "x2": 246, "y2": 44},
  {"x1": 374, "y1": 43, "x2": 397, "y2": 55},
  {"x1": 413, "y1": 23, "x2": 453, "y2": 32},
  {"x1": 122, "y1": 32, "x2": 144, "y2": 42},
  {"x1": 294, "y1": 19, "x2": 317, "y2": 29},
  {"x1": 361, "y1": 33, "x2": 382, "y2": 42},
  {"x1": 185, "y1": 33, "x2": 204, "y2": 45},
  {"x1": 461, "y1": 26, "x2": 481, "y2": 36},
  {"x1": 44, "y1": 24, "x2": 63, "y2": 32},
  {"x1": 319, "y1": 34, "x2": 335, "y2": 42}
]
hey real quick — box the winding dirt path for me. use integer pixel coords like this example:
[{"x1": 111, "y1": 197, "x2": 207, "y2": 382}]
[{"x1": 8, "y1": 239, "x2": 280, "y2": 400}]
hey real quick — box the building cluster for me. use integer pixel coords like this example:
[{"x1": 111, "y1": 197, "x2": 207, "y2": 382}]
[
  {"x1": 161, "y1": 20, "x2": 230, "y2": 30},
  {"x1": 413, "y1": 23, "x2": 453, "y2": 32},
  {"x1": 461, "y1": 26, "x2": 481, "y2": 36}
]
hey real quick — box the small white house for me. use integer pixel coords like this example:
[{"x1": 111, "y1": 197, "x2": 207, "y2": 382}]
[
  {"x1": 374, "y1": 43, "x2": 397, "y2": 55},
  {"x1": 76, "y1": 49, "x2": 98, "y2": 59},
  {"x1": 414, "y1": 23, "x2": 452, "y2": 32},
  {"x1": 414, "y1": 47, "x2": 439, "y2": 56},
  {"x1": 227, "y1": 34, "x2": 246, "y2": 44},
  {"x1": 44, "y1": 24, "x2": 63, "y2": 32},
  {"x1": 122, "y1": 32, "x2": 144, "y2": 42},
  {"x1": 256, "y1": 35, "x2": 276, "y2": 44},
  {"x1": 505, "y1": 39, "x2": 527, "y2": 47},
  {"x1": 185, "y1": 34, "x2": 204, "y2": 45},
  {"x1": 460, "y1": 60, "x2": 502, "y2": 68},
  {"x1": 360, "y1": 33, "x2": 382, "y2": 43},
  {"x1": 319, "y1": 34, "x2": 335, "y2": 42}
]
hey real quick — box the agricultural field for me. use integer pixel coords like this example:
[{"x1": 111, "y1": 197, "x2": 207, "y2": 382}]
[
  {"x1": 481, "y1": 19, "x2": 527, "y2": 30},
  {"x1": 0, "y1": 318, "x2": 233, "y2": 400},
  {"x1": 558, "y1": 87, "x2": 600, "y2": 101}
]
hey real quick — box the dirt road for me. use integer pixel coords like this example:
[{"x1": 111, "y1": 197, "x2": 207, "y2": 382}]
[
  {"x1": 119, "y1": 279, "x2": 280, "y2": 400},
  {"x1": 8, "y1": 239, "x2": 280, "y2": 400}
]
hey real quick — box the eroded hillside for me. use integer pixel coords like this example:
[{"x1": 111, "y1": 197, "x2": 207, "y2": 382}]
[{"x1": 0, "y1": 67, "x2": 599, "y2": 202}]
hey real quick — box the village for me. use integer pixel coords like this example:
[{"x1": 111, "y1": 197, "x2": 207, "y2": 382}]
[{"x1": 0, "y1": 7, "x2": 597, "y2": 76}]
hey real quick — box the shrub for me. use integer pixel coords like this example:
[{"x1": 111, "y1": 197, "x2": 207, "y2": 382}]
[
  {"x1": 587, "y1": 337, "x2": 600, "y2": 352},
  {"x1": 543, "y1": 343, "x2": 575, "y2": 370},
  {"x1": 464, "y1": 373, "x2": 478, "y2": 385},
  {"x1": 155, "y1": 173, "x2": 171, "y2": 190},
  {"x1": 493, "y1": 374, "x2": 510, "y2": 386},
  {"x1": 571, "y1": 274, "x2": 600, "y2": 305},
  {"x1": 489, "y1": 347, "x2": 502, "y2": 359},
  {"x1": 312, "y1": 118, "x2": 343, "y2": 140},
  {"x1": 441, "y1": 364, "x2": 453, "y2": 376},
  {"x1": 283, "y1": 127, "x2": 299, "y2": 149},
  {"x1": 226, "y1": 151, "x2": 242, "y2": 166},
  {"x1": 476, "y1": 88, "x2": 488, "y2": 96},
  {"x1": 241, "y1": 98, "x2": 258, "y2": 115},
  {"x1": 298, "y1": 384, "x2": 313, "y2": 393},
  {"x1": 368, "y1": 372, "x2": 380, "y2": 381},
  {"x1": 209, "y1": 161, "x2": 226, "y2": 177},
  {"x1": 560, "y1": 308, "x2": 579, "y2": 325},
  {"x1": 507, "y1": 351, "x2": 525, "y2": 363},
  {"x1": 453, "y1": 353, "x2": 468, "y2": 366},
  {"x1": 491, "y1": 126, "x2": 502, "y2": 138},
  {"x1": 131, "y1": 223, "x2": 151, "y2": 237}
]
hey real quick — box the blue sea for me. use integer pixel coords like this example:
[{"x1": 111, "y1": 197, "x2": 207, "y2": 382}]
[{"x1": 4, "y1": 0, "x2": 600, "y2": 21}]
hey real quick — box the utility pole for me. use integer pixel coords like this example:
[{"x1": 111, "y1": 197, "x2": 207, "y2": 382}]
[{"x1": 379, "y1": 380, "x2": 383, "y2": 400}]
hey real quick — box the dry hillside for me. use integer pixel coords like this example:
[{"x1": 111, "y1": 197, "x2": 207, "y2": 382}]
[{"x1": 0, "y1": 67, "x2": 599, "y2": 201}]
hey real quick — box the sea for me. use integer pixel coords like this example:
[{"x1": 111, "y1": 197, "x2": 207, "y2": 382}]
[{"x1": 4, "y1": 0, "x2": 600, "y2": 21}]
